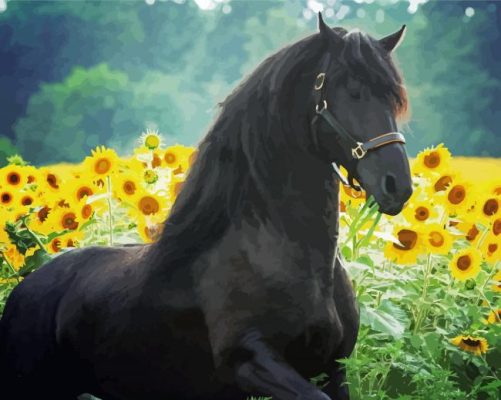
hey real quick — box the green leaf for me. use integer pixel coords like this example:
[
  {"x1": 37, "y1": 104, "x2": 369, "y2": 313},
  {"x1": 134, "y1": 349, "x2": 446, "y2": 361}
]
[
  {"x1": 17, "y1": 249, "x2": 52, "y2": 277},
  {"x1": 360, "y1": 300, "x2": 409, "y2": 339}
]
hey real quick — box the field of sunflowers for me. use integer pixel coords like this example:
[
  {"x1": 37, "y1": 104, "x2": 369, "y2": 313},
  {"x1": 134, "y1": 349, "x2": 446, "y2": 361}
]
[{"x1": 0, "y1": 132, "x2": 499, "y2": 400}]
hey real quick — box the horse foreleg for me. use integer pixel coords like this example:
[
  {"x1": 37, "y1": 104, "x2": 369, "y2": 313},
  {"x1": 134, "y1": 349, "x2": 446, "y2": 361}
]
[{"x1": 233, "y1": 328, "x2": 331, "y2": 400}]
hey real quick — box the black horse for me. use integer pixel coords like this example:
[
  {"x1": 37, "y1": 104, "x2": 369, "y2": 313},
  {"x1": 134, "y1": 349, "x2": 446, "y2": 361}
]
[{"x1": 0, "y1": 14, "x2": 412, "y2": 400}]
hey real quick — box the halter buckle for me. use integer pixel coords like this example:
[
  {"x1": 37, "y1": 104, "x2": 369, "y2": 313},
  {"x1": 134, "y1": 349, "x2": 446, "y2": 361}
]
[
  {"x1": 352, "y1": 142, "x2": 367, "y2": 159},
  {"x1": 314, "y1": 73, "x2": 326, "y2": 90}
]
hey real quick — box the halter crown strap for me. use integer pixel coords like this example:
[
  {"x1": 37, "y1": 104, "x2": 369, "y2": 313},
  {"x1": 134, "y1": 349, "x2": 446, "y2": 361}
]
[{"x1": 312, "y1": 53, "x2": 406, "y2": 161}]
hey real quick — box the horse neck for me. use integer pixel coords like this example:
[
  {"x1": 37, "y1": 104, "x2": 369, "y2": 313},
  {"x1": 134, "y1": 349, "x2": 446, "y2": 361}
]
[{"x1": 244, "y1": 146, "x2": 340, "y2": 249}]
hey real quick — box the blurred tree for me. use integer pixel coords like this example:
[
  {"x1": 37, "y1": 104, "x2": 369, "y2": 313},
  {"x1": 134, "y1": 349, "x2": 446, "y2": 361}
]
[
  {"x1": 0, "y1": 136, "x2": 17, "y2": 167},
  {"x1": 14, "y1": 64, "x2": 183, "y2": 165}
]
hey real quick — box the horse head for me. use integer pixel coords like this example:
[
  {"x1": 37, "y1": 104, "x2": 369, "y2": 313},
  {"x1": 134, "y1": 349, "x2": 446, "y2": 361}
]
[{"x1": 312, "y1": 12, "x2": 412, "y2": 216}]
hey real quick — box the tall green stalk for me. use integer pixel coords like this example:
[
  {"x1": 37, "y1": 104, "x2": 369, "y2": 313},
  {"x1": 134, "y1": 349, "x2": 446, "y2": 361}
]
[{"x1": 106, "y1": 175, "x2": 114, "y2": 246}]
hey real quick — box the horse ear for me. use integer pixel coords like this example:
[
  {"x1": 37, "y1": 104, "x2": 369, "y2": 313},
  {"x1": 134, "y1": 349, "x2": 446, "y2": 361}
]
[
  {"x1": 318, "y1": 12, "x2": 343, "y2": 47},
  {"x1": 379, "y1": 25, "x2": 407, "y2": 52}
]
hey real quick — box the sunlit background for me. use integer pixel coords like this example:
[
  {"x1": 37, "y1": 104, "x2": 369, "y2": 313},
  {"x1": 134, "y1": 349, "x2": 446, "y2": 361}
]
[{"x1": 0, "y1": 0, "x2": 500, "y2": 166}]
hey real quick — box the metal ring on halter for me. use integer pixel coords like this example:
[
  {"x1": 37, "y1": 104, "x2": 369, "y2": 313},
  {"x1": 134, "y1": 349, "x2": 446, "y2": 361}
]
[
  {"x1": 315, "y1": 100, "x2": 327, "y2": 114},
  {"x1": 314, "y1": 73, "x2": 326, "y2": 90}
]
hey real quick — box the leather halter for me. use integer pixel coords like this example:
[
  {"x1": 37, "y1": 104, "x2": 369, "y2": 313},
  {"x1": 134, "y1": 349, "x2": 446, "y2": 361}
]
[{"x1": 311, "y1": 52, "x2": 406, "y2": 190}]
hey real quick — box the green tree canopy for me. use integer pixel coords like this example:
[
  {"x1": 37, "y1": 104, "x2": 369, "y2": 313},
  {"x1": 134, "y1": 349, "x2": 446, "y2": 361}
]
[{"x1": 14, "y1": 64, "x2": 184, "y2": 165}]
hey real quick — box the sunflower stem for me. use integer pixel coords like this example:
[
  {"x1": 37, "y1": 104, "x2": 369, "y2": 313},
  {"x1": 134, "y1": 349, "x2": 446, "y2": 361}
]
[
  {"x1": 22, "y1": 218, "x2": 48, "y2": 254},
  {"x1": 414, "y1": 253, "x2": 433, "y2": 334},
  {"x1": 106, "y1": 175, "x2": 114, "y2": 246},
  {"x1": 474, "y1": 260, "x2": 499, "y2": 308}
]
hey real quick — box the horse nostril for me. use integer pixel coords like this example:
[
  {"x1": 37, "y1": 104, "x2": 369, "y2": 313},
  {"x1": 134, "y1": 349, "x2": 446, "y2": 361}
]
[{"x1": 382, "y1": 174, "x2": 397, "y2": 195}]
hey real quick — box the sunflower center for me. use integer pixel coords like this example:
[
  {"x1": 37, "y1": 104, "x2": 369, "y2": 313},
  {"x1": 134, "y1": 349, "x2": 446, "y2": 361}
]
[
  {"x1": 424, "y1": 151, "x2": 440, "y2": 168},
  {"x1": 483, "y1": 198, "x2": 498, "y2": 216},
  {"x1": 67, "y1": 239, "x2": 75, "y2": 247},
  {"x1": 1, "y1": 192, "x2": 12, "y2": 204},
  {"x1": 462, "y1": 338, "x2": 480, "y2": 347},
  {"x1": 139, "y1": 196, "x2": 160, "y2": 215},
  {"x1": 466, "y1": 225, "x2": 480, "y2": 241},
  {"x1": 62, "y1": 212, "x2": 78, "y2": 230},
  {"x1": 429, "y1": 231, "x2": 444, "y2": 247},
  {"x1": 27, "y1": 175, "x2": 36, "y2": 183},
  {"x1": 82, "y1": 204, "x2": 92, "y2": 219},
  {"x1": 448, "y1": 185, "x2": 465, "y2": 205},
  {"x1": 488, "y1": 243, "x2": 498, "y2": 255},
  {"x1": 47, "y1": 173, "x2": 59, "y2": 189},
  {"x1": 37, "y1": 206, "x2": 50, "y2": 222},
  {"x1": 51, "y1": 238, "x2": 61, "y2": 253},
  {"x1": 415, "y1": 206, "x2": 429, "y2": 221},
  {"x1": 123, "y1": 181, "x2": 136, "y2": 195},
  {"x1": 95, "y1": 158, "x2": 111, "y2": 175},
  {"x1": 152, "y1": 154, "x2": 162, "y2": 168},
  {"x1": 393, "y1": 229, "x2": 418, "y2": 251},
  {"x1": 21, "y1": 196, "x2": 33, "y2": 206},
  {"x1": 434, "y1": 175, "x2": 452, "y2": 192},
  {"x1": 164, "y1": 152, "x2": 176, "y2": 165},
  {"x1": 77, "y1": 186, "x2": 93, "y2": 200},
  {"x1": 145, "y1": 134, "x2": 160, "y2": 150},
  {"x1": 493, "y1": 219, "x2": 501, "y2": 236},
  {"x1": 457, "y1": 255, "x2": 471, "y2": 271},
  {"x1": 7, "y1": 172, "x2": 21, "y2": 185}
]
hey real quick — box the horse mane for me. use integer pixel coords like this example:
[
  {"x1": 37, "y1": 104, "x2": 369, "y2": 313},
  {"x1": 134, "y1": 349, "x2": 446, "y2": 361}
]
[{"x1": 150, "y1": 27, "x2": 408, "y2": 267}]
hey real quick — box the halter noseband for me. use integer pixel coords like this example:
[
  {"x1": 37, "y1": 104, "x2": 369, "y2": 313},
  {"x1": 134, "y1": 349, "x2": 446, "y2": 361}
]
[{"x1": 311, "y1": 52, "x2": 406, "y2": 189}]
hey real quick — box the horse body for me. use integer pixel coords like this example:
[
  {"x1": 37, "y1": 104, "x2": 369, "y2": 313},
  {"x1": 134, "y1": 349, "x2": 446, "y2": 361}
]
[{"x1": 1, "y1": 198, "x2": 358, "y2": 399}]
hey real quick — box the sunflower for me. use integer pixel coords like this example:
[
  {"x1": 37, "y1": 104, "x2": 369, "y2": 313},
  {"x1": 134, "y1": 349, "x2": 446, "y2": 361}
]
[
  {"x1": 444, "y1": 180, "x2": 474, "y2": 216},
  {"x1": 412, "y1": 144, "x2": 451, "y2": 177},
  {"x1": 474, "y1": 193, "x2": 500, "y2": 223},
  {"x1": 454, "y1": 220, "x2": 482, "y2": 246},
  {"x1": 162, "y1": 144, "x2": 196, "y2": 174},
  {"x1": 0, "y1": 189, "x2": 17, "y2": 208},
  {"x1": 66, "y1": 172, "x2": 104, "y2": 204},
  {"x1": 27, "y1": 204, "x2": 53, "y2": 236},
  {"x1": 38, "y1": 167, "x2": 64, "y2": 193},
  {"x1": 0, "y1": 164, "x2": 28, "y2": 188},
  {"x1": 83, "y1": 146, "x2": 120, "y2": 177},
  {"x1": 449, "y1": 247, "x2": 482, "y2": 281},
  {"x1": 480, "y1": 233, "x2": 500, "y2": 263},
  {"x1": 111, "y1": 173, "x2": 142, "y2": 203},
  {"x1": 46, "y1": 206, "x2": 80, "y2": 232},
  {"x1": 384, "y1": 226, "x2": 423, "y2": 265},
  {"x1": 132, "y1": 192, "x2": 166, "y2": 217},
  {"x1": 486, "y1": 309, "x2": 501, "y2": 324},
  {"x1": 451, "y1": 335, "x2": 488, "y2": 355},
  {"x1": 139, "y1": 129, "x2": 162, "y2": 150},
  {"x1": 47, "y1": 236, "x2": 63, "y2": 254},
  {"x1": 424, "y1": 224, "x2": 453, "y2": 255},
  {"x1": 402, "y1": 201, "x2": 438, "y2": 224}
]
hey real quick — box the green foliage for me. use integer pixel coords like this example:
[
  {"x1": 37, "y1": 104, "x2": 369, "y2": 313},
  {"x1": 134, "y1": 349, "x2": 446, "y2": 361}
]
[{"x1": 0, "y1": 137, "x2": 18, "y2": 167}]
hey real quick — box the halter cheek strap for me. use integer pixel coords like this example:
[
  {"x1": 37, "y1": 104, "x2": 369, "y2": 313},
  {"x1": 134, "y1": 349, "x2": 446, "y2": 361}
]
[{"x1": 311, "y1": 52, "x2": 406, "y2": 190}]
